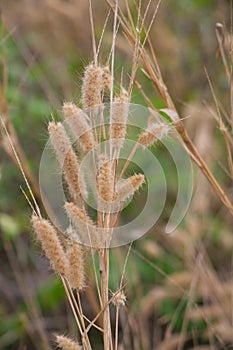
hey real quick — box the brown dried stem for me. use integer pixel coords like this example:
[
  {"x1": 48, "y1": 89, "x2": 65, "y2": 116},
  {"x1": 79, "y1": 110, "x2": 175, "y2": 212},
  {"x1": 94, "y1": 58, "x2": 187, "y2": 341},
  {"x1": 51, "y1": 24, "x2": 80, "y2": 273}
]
[{"x1": 109, "y1": 0, "x2": 233, "y2": 216}]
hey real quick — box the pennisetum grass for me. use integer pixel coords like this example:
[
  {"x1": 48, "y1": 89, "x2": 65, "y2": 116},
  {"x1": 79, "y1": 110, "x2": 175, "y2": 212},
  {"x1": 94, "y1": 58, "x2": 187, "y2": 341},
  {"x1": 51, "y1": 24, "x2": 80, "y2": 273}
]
[
  {"x1": 55, "y1": 334, "x2": 82, "y2": 350},
  {"x1": 1, "y1": 1, "x2": 233, "y2": 349},
  {"x1": 26, "y1": 3, "x2": 173, "y2": 347}
]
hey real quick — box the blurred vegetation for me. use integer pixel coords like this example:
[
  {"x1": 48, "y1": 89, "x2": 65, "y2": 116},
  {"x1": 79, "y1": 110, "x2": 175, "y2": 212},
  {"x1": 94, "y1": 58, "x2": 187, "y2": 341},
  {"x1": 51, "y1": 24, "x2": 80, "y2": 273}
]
[{"x1": 0, "y1": 0, "x2": 233, "y2": 349}]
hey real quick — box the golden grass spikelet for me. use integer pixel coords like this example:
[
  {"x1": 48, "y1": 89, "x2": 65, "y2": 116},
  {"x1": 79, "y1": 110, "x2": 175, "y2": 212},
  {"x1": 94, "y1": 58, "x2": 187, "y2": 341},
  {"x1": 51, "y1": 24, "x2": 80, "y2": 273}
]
[
  {"x1": 67, "y1": 240, "x2": 85, "y2": 291},
  {"x1": 112, "y1": 291, "x2": 126, "y2": 307},
  {"x1": 65, "y1": 202, "x2": 95, "y2": 227},
  {"x1": 116, "y1": 173, "x2": 145, "y2": 202},
  {"x1": 102, "y1": 66, "x2": 112, "y2": 90},
  {"x1": 32, "y1": 215, "x2": 68, "y2": 276},
  {"x1": 110, "y1": 88, "x2": 129, "y2": 149},
  {"x1": 48, "y1": 121, "x2": 71, "y2": 162},
  {"x1": 82, "y1": 64, "x2": 103, "y2": 109},
  {"x1": 63, "y1": 102, "x2": 95, "y2": 152},
  {"x1": 138, "y1": 122, "x2": 170, "y2": 147},
  {"x1": 55, "y1": 334, "x2": 82, "y2": 350},
  {"x1": 48, "y1": 121, "x2": 82, "y2": 201},
  {"x1": 65, "y1": 202, "x2": 98, "y2": 247},
  {"x1": 97, "y1": 157, "x2": 115, "y2": 202},
  {"x1": 63, "y1": 149, "x2": 82, "y2": 199}
]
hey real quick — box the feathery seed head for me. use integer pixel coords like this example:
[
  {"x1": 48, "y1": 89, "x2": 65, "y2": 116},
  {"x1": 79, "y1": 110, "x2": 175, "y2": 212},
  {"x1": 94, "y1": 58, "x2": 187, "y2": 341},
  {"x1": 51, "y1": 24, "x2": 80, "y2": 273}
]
[
  {"x1": 32, "y1": 215, "x2": 68, "y2": 276},
  {"x1": 110, "y1": 88, "x2": 129, "y2": 148},
  {"x1": 102, "y1": 66, "x2": 112, "y2": 90},
  {"x1": 65, "y1": 202, "x2": 98, "y2": 247},
  {"x1": 48, "y1": 121, "x2": 83, "y2": 201},
  {"x1": 116, "y1": 173, "x2": 145, "y2": 202},
  {"x1": 97, "y1": 157, "x2": 115, "y2": 202},
  {"x1": 48, "y1": 121, "x2": 71, "y2": 162},
  {"x1": 62, "y1": 102, "x2": 79, "y2": 118},
  {"x1": 138, "y1": 122, "x2": 170, "y2": 147},
  {"x1": 55, "y1": 334, "x2": 82, "y2": 350},
  {"x1": 119, "y1": 88, "x2": 128, "y2": 101},
  {"x1": 113, "y1": 88, "x2": 129, "y2": 113},
  {"x1": 130, "y1": 173, "x2": 145, "y2": 190},
  {"x1": 67, "y1": 240, "x2": 85, "y2": 290},
  {"x1": 82, "y1": 64, "x2": 103, "y2": 109},
  {"x1": 65, "y1": 202, "x2": 93, "y2": 225},
  {"x1": 63, "y1": 149, "x2": 82, "y2": 198},
  {"x1": 63, "y1": 102, "x2": 95, "y2": 152},
  {"x1": 113, "y1": 291, "x2": 126, "y2": 307}
]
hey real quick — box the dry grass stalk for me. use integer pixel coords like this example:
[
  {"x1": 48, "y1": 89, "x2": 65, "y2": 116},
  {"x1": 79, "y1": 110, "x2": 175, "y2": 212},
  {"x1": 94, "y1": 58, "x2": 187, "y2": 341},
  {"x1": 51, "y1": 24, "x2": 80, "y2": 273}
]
[
  {"x1": 112, "y1": 0, "x2": 233, "y2": 216},
  {"x1": 32, "y1": 215, "x2": 68, "y2": 276},
  {"x1": 112, "y1": 290, "x2": 126, "y2": 350},
  {"x1": 55, "y1": 334, "x2": 82, "y2": 350}
]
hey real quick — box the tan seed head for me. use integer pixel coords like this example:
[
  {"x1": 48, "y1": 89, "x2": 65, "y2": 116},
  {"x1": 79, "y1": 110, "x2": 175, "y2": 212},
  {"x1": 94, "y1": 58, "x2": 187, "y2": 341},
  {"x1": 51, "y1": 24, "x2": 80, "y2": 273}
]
[
  {"x1": 32, "y1": 215, "x2": 68, "y2": 276},
  {"x1": 65, "y1": 202, "x2": 98, "y2": 247},
  {"x1": 138, "y1": 123, "x2": 170, "y2": 147},
  {"x1": 66, "y1": 240, "x2": 85, "y2": 291},
  {"x1": 113, "y1": 291, "x2": 126, "y2": 307},
  {"x1": 55, "y1": 334, "x2": 82, "y2": 350},
  {"x1": 82, "y1": 64, "x2": 103, "y2": 109},
  {"x1": 97, "y1": 157, "x2": 115, "y2": 202},
  {"x1": 48, "y1": 121, "x2": 83, "y2": 202},
  {"x1": 110, "y1": 88, "x2": 129, "y2": 149},
  {"x1": 63, "y1": 102, "x2": 95, "y2": 152},
  {"x1": 116, "y1": 173, "x2": 145, "y2": 202}
]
